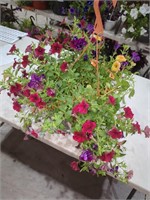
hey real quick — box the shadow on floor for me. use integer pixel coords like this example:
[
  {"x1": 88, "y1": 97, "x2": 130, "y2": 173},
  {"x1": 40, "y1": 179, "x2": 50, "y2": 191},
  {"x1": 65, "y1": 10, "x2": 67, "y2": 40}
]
[{"x1": 1, "y1": 128, "x2": 124, "y2": 199}]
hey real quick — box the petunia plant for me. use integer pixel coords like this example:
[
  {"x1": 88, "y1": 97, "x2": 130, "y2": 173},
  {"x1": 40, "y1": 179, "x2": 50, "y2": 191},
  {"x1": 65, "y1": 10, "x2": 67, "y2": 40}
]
[{"x1": 0, "y1": 18, "x2": 149, "y2": 183}]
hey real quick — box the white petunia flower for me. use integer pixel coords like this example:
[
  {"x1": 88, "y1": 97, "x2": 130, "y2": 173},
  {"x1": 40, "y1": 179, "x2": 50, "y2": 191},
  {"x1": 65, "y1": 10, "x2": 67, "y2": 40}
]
[
  {"x1": 128, "y1": 26, "x2": 134, "y2": 33},
  {"x1": 140, "y1": 27, "x2": 147, "y2": 35},
  {"x1": 122, "y1": 28, "x2": 127, "y2": 34},
  {"x1": 121, "y1": 15, "x2": 127, "y2": 22},
  {"x1": 130, "y1": 8, "x2": 138, "y2": 19},
  {"x1": 139, "y1": 4, "x2": 150, "y2": 16}
]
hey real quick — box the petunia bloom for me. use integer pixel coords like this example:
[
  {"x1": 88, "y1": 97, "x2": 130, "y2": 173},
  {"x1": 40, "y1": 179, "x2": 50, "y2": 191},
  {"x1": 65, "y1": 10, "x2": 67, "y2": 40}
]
[
  {"x1": 73, "y1": 131, "x2": 87, "y2": 143},
  {"x1": 131, "y1": 52, "x2": 140, "y2": 62},
  {"x1": 111, "y1": 61, "x2": 121, "y2": 73},
  {"x1": 29, "y1": 93, "x2": 41, "y2": 103},
  {"x1": 50, "y1": 42, "x2": 62, "y2": 54},
  {"x1": 36, "y1": 100, "x2": 46, "y2": 109},
  {"x1": 47, "y1": 88, "x2": 56, "y2": 97},
  {"x1": 28, "y1": 73, "x2": 44, "y2": 90},
  {"x1": 60, "y1": 62, "x2": 68, "y2": 72},
  {"x1": 70, "y1": 161, "x2": 80, "y2": 171},
  {"x1": 31, "y1": 130, "x2": 38, "y2": 138},
  {"x1": 108, "y1": 95, "x2": 116, "y2": 105},
  {"x1": 70, "y1": 37, "x2": 87, "y2": 51},
  {"x1": 124, "y1": 106, "x2": 134, "y2": 119},
  {"x1": 143, "y1": 126, "x2": 150, "y2": 138},
  {"x1": 34, "y1": 45, "x2": 45, "y2": 58},
  {"x1": 22, "y1": 55, "x2": 30, "y2": 68},
  {"x1": 108, "y1": 127, "x2": 123, "y2": 139},
  {"x1": 132, "y1": 122, "x2": 141, "y2": 133},
  {"x1": 82, "y1": 120, "x2": 96, "y2": 134},
  {"x1": 116, "y1": 55, "x2": 126, "y2": 62},
  {"x1": 22, "y1": 89, "x2": 30, "y2": 97},
  {"x1": 13, "y1": 101, "x2": 21, "y2": 112},
  {"x1": 8, "y1": 44, "x2": 16, "y2": 54},
  {"x1": 10, "y1": 83, "x2": 22, "y2": 96},
  {"x1": 79, "y1": 149, "x2": 93, "y2": 162},
  {"x1": 72, "y1": 100, "x2": 89, "y2": 115},
  {"x1": 99, "y1": 150, "x2": 115, "y2": 162}
]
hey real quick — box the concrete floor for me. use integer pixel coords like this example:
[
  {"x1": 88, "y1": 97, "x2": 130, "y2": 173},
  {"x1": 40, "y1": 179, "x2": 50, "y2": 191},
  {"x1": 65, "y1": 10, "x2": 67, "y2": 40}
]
[{"x1": 0, "y1": 123, "x2": 146, "y2": 200}]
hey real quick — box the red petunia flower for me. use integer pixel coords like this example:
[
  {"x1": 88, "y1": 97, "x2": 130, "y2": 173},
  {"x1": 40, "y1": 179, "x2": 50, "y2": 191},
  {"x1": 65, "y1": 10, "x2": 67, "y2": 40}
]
[
  {"x1": 70, "y1": 161, "x2": 80, "y2": 171},
  {"x1": 29, "y1": 93, "x2": 41, "y2": 103},
  {"x1": 22, "y1": 89, "x2": 30, "y2": 97},
  {"x1": 82, "y1": 120, "x2": 96, "y2": 134},
  {"x1": 31, "y1": 130, "x2": 38, "y2": 138},
  {"x1": 34, "y1": 45, "x2": 45, "y2": 58},
  {"x1": 124, "y1": 107, "x2": 134, "y2": 119},
  {"x1": 25, "y1": 44, "x2": 32, "y2": 53},
  {"x1": 108, "y1": 127, "x2": 123, "y2": 139},
  {"x1": 10, "y1": 83, "x2": 22, "y2": 96},
  {"x1": 99, "y1": 150, "x2": 115, "y2": 162},
  {"x1": 72, "y1": 100, "x2": 89, "y2": 115},
  {"x1": 73, "y1": 131, "x2": 87, "y2": 143},
  {"x1": 132, "y1": 121, "x2": 141, "y2": 133},
  {"x1": 9, "y1": 44, "x2": 16, "y2": 54},
  {"x1": 50, "y1": 42, "x2": 62, "y2": 54},
  {"x1": 36, "y1": 100, "x2": 46, "y2": 109},
  {"x1": 108, "y1": 95, "x2": 116, "y2": 105},
  {"x1": 13, "y1": 101, "x2": 21, "y2": 112},
  {"x1": 22, "y1": 55, "x2": 30, "y2": 68},
  {"x1": 60, "y1": 62, "x2": 68, "y2": 72}
]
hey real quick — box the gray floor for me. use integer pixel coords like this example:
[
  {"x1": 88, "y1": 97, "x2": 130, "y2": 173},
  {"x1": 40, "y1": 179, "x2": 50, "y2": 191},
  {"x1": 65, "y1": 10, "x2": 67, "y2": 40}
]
[{"x1": 0, "y1": 123, "x2": 146, "y2": 200}]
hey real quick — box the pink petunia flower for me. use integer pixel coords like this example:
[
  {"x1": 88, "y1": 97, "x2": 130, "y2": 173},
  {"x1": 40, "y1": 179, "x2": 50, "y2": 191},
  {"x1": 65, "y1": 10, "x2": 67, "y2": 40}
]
[
  {"x1": 132, "y1": 122, "x2": 141, "y2": 134},
  {"x1": 82, "y1": 120, "x2": 96, "y2": 134},
  {"x1": 72, "y1": 100, "x2": 89, "y2": 115},
  {"x1": 47, "y1": 88, "x2": 56, "y2": 97},
  {"x1": 60, "y1": 62, "x2": 68, "y2": 72},
  {"x1": 31, "y1": 130, "x2": 38, "y2": 138},
  {"x1": 70, "y1": 161, "x2": 80, "y2": 171},
  {"x1": 108, "y1": 127, "x2": 123, "y2": 139},
  {"x1": 108, "y1": 95, "x2": 116, "y2": 105},
  {"x1": 99, "y1": 150, "x2": 115, "y2": 162},
  {"x1": 143, "y1": 126, "x2": 150, "y2": 138},
  {"x1": 124, "y1": 106, "x2": 134, "y2": 119}
]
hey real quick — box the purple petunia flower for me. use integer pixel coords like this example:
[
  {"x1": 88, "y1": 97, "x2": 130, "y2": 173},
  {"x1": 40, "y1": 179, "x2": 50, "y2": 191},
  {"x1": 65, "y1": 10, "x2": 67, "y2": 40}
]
[
  {"x1": 28, "y1": 74, "x2": 44, "y2": 90},
  {"x1": 69, "y1": 7, "x2": 75, "y2": 14},
  {"x1": 131, "y1": 52, "x2": 141, "y2": 62},
  {"x1": 92, "y1": 144, "x2": 98, "y2": 150},
  {"x1": 70, "y1": 37, "x2": 87, "y2": 51},
  {"x1": 83, "y1": 54, "x2": 88, "y2": 61},
  {"x1": 79, "y1": 149, "x2": 93, "y2": 162},
  {"x1": 86, "y1": 23, "x2": 94, "y2": 34},
  {"x1": 114, "y1": 42, "x2": 121, "y2": 51}
]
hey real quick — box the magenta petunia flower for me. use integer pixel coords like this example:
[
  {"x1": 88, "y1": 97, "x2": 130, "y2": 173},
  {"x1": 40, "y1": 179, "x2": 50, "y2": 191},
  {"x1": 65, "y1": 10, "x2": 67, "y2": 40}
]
[
  {"x1": 99, "y1": 150, "x2": 115, "y2": 162},
  {"x1": 143, "y1": 126, "x2": 150, "y2": 138},
  {"x1": 47, "y1": 88, "x2": 56, "y2": 97},
  {"x1": 34, "y1": 45, "x2": 45, "y2": 58},
  {"x1": 124, "y1": 107, "x2": 134, "y2": 119},
  {"x1": 82, "y1": 120, "x2": 96, "y2": 134},
  {"x1": 31, "y1": 130, "x2": 38, "y2": 138},
  {"x1": 13, "y1": 101, "x2": 21, "y2": 112},
  {"x1": 10, "y1": 83, "x2": 22, "y2": 96},
  {"x1": 36, "y1": 100, "x2": 46, "y2": 109},
  {"x1": 73, "y1": 131, "x2": 87, "y2": 143},
  {"x1": 132, "y1": 121, "x2": 141, "y2": 133},
  {"x1": 72, "y1": 100, "x2": 89, "y2": 115},
  {"x1": 29, "y1": 93, "x2": 41, "y2": 103},
  {"x1": 60, "y1": 62, "x2": 68, "y2": 72},
  {"x1": 25, "y1": 44, "x2": 32, "y2": 53},
  {"x1": 108, "y1": 127, "x2": 123, "y2": 139},
  {"x1": 22, "y1": 89, "x2": 30, "y2": 97},
  {"x1": 108, "y1": 95, "x2": 116, "y2": 105},
  {"x1": 79, "y1": 149, "x2": 93, "y2": 162},
  {"x1": 50, "y1": 42, "x2": 62, "y2": 54},
  {"x1": 22, "y1": 55, "x2": 30, "y2": 68},
  {"x1": 9, "y1": 44, "x2": 16, "y2": 54}
]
